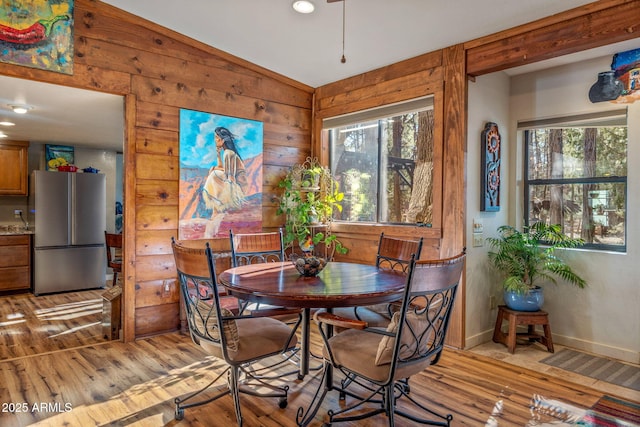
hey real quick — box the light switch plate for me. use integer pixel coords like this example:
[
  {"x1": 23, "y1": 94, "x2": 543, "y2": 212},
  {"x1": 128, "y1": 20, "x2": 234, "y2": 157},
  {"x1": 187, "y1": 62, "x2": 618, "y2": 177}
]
[
  {"x1": 472, "y1": 234, "x2": 484, "y2": 247},
  {"x1": 473, "y1": 218, "x2": 483, "y2": 234}
]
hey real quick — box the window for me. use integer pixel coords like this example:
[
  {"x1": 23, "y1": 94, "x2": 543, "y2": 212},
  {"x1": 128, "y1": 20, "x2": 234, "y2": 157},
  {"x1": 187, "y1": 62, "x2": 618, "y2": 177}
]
[
  {"x1": 325, "y1": 97, "x2": 435, "y2": 225},
  {"x1": 522, "y1": 109, "x2": 627, "y2": 251}
]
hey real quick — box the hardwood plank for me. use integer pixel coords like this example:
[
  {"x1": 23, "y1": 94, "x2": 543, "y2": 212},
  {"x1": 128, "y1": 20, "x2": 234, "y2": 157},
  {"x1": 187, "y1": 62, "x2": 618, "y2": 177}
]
[
  {"x1": 316, "y1": 69, "x2": 443, "y2": 118},
  {"x1": 135, "y1": 152, "x2": 179, "y2": 181},
  {"x1": 466, "y1": 0, "x2": 640, "y2": 76},
  {"x1": 136, "y1": 179, "x2": 180, "y2": 206},
  {"x1": 135, "y1": 279, "x2": 179, "y2": 309},
  {"x1": 0, "y1": 290, "x2": 109, "y2": 360},
  {"x1": 441, "y1": 44, "x2": 467, "y2": 349},
  {"x1": 135, "y1": 254, "x2": 176, "y2": 282},
  {"x1": 1, "y1": 291, "x2": 636, "y2": 425},
  {"x1": 135, "y1": 205, "x2": 178, "y2": 231},
  {"x1": 135, "y1": 127, "x2": 178, "y2": 156},
  {"x1": 1, "y1": 330, "x2": 631, "y2": 427},
  {"x1": 134, "y1": 304, "x2": 179, "y2": 336}
]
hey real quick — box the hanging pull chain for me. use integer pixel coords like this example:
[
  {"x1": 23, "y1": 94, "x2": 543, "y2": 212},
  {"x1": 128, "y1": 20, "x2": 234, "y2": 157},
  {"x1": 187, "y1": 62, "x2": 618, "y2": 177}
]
[{"x1": 341, "y1": 0, "x2": 346, "y2": 63}]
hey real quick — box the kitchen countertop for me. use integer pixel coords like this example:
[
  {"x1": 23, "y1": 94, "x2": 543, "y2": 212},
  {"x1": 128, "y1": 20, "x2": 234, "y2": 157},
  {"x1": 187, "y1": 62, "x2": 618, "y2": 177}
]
[
  {"x1": 0, "y1": 232, "x2": 34, "y2": 235},
  {"x1": 0, "y1": 228, "x2": 34, "y2": 235}
]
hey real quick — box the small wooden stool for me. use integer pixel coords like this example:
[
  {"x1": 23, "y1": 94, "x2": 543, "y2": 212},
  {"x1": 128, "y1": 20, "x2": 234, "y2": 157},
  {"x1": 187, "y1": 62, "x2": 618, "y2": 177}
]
[{"x1": 492, "y1": 305, "x2": 554, "y2": 354}]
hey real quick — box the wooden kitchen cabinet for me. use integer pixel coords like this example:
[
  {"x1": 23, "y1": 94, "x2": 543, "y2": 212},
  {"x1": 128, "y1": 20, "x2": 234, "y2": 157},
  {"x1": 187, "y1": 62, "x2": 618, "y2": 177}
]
[
  {"x1": 0, "y1": 140, "x2": 29, "y2": 195},
  {"x1": 0, "y1": 234, "x2": 32, "y2": 292}
]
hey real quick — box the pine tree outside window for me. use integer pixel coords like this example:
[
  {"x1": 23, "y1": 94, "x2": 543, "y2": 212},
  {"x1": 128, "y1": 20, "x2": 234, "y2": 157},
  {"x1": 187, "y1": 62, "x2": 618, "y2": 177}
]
[
  {"x1": 325, "y1": 97, "x2": 435, "y2": 225},
  {"x1": 522, "y1": 109, "x2": 628, "y2": 252}
]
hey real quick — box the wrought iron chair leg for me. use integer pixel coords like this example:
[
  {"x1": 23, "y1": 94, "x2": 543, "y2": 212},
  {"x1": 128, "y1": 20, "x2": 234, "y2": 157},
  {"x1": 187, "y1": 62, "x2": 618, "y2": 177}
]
[
  {"x1": 296, "y1": 362, "x2": 331, "y2": 427},
  {"x1": 174, "y1": 366, "x2": 230, "y2": 420},
  {"x1": 392, "y1": 382, "x2": 453, "y2": 426},
  {"x1": 229, "y1": 367, "x2": 243, "y2": 426}
]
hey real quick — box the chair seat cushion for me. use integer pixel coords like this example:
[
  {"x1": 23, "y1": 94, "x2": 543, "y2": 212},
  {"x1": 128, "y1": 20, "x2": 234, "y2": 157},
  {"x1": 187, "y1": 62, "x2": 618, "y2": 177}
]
[
  {"x1": 200, "y1": 316, "x2": 297, "y2": 364},
  {"x1": 323, "y1": 329, "x2": 431, "y2": 383}
]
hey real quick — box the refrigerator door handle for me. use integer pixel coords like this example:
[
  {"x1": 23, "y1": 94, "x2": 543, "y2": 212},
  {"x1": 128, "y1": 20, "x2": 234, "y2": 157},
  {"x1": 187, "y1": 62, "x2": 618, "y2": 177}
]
[{"x1": 71, "y1": 173, "x2": 77, "y2": 244}]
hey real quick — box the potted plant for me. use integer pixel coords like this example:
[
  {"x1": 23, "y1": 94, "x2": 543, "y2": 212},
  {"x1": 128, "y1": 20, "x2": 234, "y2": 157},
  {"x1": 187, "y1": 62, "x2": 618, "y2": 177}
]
[
  {"x1": 277, "y1": 157, "x2": 348, "y2": 259},
  {"x1": 486, "y1": 222, "x2": 586, "y2": 311}
]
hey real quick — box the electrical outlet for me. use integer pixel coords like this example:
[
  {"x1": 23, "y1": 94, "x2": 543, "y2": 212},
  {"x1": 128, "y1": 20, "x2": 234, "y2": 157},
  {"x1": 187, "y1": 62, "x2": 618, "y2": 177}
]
[
  {"x1": 14, "y1": 209, "x2": 22, "y2": 218},
  {"x1": 162, "y1": 280, "x2": 172, "y2": 297},
  {"x1": 472, "y1": 234, "x2": 483, "y2": 247},
  {"x1": 489, "y1": 295, "x2": 497, "y2": 309}
]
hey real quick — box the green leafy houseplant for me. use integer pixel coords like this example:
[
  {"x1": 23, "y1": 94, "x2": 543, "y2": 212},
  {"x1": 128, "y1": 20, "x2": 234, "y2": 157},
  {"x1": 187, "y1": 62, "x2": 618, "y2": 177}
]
[
  {"x1": 486, "y1": 222, "x2": 587, "y2": 294},
  {"x1": 277, "y1": 158, "x2": 348, "y2": 258}
]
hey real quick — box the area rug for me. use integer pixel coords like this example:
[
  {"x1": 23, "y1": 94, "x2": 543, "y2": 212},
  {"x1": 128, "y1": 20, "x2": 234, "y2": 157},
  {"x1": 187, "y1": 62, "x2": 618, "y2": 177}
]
[
  {"x1": 540, "y1": 349, "x2": 640, "y2": 392},
  {"x1": 582, "y1": 395, "x2": 640, "y2": 426}
]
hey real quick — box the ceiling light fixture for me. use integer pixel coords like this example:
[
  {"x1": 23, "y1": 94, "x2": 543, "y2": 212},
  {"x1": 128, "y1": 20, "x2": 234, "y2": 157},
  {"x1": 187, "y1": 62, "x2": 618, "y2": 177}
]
[
  {"x1": 292, "y1": 1, "x2": 315, "y2": 14},
  {"x1": 10, "y1": 105, "x2": 32, "y2": 114}
]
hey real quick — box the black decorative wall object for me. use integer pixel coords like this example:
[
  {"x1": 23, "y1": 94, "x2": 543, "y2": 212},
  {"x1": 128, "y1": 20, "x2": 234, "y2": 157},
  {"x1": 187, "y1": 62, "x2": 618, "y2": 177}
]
[
  {"x1": 481, "y1": 122, "x2": 501, "y2": 212},
  {"x1": 589, "y1": 71, "x2": 624, "y2": 103}
]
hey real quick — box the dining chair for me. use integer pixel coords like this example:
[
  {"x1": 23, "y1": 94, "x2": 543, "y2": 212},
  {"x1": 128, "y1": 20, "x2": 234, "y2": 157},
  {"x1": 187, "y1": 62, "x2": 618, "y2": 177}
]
[
  {"x1": 229, "y1": 229, "x2": 302, "y2": 317},
  {"x1": 171, "y1": 240, "x2": 298, "y2": 425},
  {"x1": 307, "y1": 251, "x2": 465, "y2": 427},
  {"x1": 104, "y1": 231, "x2": 122, "y2": 287},
  {"x1": 229, "y1": 229, "x2": 285, "y2": 266},
  {"x1": 172, "y1": 237, "x2": 240, "y2": 318},
  {"x1": 333, "y1": 233, "x2": 424, "y2": 328}
]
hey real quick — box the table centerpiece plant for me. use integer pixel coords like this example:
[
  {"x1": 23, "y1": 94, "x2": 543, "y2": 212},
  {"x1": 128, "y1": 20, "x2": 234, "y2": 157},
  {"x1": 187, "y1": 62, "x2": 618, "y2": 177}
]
[{"x1": 277, "y1": 157, "x2": 348, "y2": 260}]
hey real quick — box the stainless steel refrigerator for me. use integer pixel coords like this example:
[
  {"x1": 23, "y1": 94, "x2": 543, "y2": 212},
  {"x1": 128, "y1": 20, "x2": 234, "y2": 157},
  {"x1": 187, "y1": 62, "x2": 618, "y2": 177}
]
[{"x1": 32, "y1": 170, "x2": 107, "y2": 295}]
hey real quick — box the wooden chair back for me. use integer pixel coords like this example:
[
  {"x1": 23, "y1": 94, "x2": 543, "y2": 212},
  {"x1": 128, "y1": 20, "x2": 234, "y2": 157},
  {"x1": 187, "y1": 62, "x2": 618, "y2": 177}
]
[
  {"x1": 105, "y1": 231, "x2": 122, "y2": 287},
  {"x1": 104, "y1": 231, "x2": 122, "y2": 270},
  {"x1": 230, "y1": 230, "x2": 285, "y2": 266},
  {"x1": 376, "y1": 233, "x2": 424, "y2": 273},
  {"x1": 399, "y1": 252, "x2": 466, "y2": 366}
]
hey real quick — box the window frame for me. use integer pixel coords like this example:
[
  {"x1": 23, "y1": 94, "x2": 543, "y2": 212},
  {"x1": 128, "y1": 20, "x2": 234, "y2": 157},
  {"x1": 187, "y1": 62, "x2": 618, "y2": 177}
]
[
  {"x1": 522, "y1": 123, "x2": 628, "y2": 253},
  {"x1": 324, "y1": 97, "x2": 437, "y2": 227}
]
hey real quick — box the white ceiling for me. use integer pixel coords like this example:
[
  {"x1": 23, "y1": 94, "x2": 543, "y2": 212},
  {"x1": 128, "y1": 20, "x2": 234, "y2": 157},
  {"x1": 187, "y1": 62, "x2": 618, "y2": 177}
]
[
  {"x1": 1, "y1": 0, "x2": 637, "y2": 152},
  {"x1": 0, "y1": 76, "x2": 124, "y2": 151},
  {"x1": 102, "y1": 0, "x2": 599, "y2": 87}
]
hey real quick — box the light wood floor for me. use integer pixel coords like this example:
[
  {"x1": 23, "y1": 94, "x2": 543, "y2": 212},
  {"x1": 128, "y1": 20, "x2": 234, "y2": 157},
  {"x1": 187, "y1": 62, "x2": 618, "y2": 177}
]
[
  {"x1": 1, "y1": 329, "x2": 636, "y2": 426},
  {"x1": 0, "y1": 289, "x2": 109, "y2": 360},
  {"x1": 1, "y1": 291, "x2": 638, "y2": 426}
]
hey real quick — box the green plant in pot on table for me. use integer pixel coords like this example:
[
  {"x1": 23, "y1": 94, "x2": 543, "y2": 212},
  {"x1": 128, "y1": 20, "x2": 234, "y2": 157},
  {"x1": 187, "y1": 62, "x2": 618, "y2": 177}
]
[
  {"x1": 277, "y1": 158, "x2": 348, "y2": 266},
  {"x1": 487, "y1": 222, "x2": 586, "y2": 311}
]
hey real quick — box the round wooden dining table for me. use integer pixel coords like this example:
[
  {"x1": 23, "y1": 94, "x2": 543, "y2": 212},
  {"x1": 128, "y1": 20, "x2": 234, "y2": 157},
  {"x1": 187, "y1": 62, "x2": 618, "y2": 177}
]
[{"x1": 218, "y1": 261, "x2": 407, "y2": 378}]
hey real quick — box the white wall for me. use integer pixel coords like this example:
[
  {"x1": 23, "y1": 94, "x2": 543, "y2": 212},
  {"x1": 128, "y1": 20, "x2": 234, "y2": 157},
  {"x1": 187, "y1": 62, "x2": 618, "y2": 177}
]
[
  {"x1": 26, "y1": 143, "x2": 121, "y2": 233},
  {"x1": 466, "y1": 56, "x2": 640, "y2": 364},
  {"x1": 465, "y1": 72, "x2": 510, "y2": 348}
]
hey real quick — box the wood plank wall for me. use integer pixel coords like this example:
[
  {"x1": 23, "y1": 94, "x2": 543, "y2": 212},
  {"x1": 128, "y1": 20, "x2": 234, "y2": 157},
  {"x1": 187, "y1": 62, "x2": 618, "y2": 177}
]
[
  {"x1": 0, "y1": 0, "x2": 314, "y2": 341},
  {"x1": 0, "y1": 0, "x2": 636, "y2": 343}
]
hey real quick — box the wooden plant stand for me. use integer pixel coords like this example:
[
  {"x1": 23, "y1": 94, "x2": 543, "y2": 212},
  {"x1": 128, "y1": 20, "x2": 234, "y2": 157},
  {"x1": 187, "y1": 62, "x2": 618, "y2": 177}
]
[{"x1": 493, "y1": 305, "x2": 554, "y2": 354}]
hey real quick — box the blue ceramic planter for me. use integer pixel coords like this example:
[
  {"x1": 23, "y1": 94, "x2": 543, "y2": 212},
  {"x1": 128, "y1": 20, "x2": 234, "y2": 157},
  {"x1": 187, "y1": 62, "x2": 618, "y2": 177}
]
[{"x1": 503, "y1": 287, "x2": 544, "y2": 311}]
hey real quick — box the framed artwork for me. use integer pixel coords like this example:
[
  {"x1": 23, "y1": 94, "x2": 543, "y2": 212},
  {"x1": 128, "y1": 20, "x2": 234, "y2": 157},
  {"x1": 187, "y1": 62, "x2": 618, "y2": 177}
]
[
  {"x1": 179, "y1": 109, "x2": 263, "y2": 240},
  {"x1": 481, "y1": 122, "x2": 500, "y2": 212},
  {"x1": 611, "y1": 47, "x2": 640, "y2": 104},
  {"x1": 45, "y1": 144, "x2": 74, "y2": 170},
  {"x1": 0, "y1": 1, "x2": 74, "y2": 74}
]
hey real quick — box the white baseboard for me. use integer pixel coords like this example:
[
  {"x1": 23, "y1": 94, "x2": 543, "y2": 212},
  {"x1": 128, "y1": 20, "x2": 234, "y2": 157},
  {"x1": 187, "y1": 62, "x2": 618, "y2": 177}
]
[
  {"x1": 465, "y1": 329, "x2": 494, "y2": 349},
  {"x1": 553, "y1": 334, "x2": 639, "y2": 365},
  {"x1": 465, "y1": 328, "x2": 639, "y2": 365}
]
